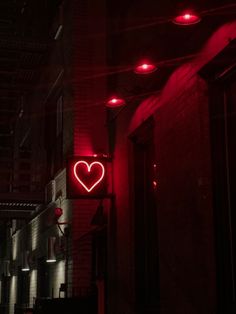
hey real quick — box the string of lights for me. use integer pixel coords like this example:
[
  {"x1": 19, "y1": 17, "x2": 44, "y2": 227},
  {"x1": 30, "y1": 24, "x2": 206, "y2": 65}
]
[
  {"x1": 10, "y1": 2, "x2": 236, "y2": 119},
  {"x1": 86, "y1": 3, "x2": 236, "y2": 36}
]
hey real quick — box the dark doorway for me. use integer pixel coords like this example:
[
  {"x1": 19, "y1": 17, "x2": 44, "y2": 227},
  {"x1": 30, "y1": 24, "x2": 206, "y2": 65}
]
[
  {"x1": 209, "y1": 70, "x2": 236, "y2": 313},
  {"x1": 131, "y1": 117, "x2": 160, "y2": 314}
]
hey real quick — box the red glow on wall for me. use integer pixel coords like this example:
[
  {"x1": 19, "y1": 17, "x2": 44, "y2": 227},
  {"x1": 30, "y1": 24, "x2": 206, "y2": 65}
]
[
  {"x1": 134, "y1": 62, "x2": 157, "y2": 74},
  {"x1": 172, "y1": 12, "x2": 201, "y2": 25},
  {"x1": 73, "y1": 160, "x2": 105, "y2": 192},
  {"x1": 67, "y1": 156, "x2": 108, "y2": 198},
  {"x1": 106, "y1": 97, "x2": 125, "y2": 108}
]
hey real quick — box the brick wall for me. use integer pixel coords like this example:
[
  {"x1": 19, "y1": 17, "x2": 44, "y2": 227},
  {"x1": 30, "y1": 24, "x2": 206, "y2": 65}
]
[
  {"x1": 70, "y1": 0, "x2": 107, "y2": 156},
  {"x1": 70, "y1": 0, "x2": 108, "y2": 297},
  {"x1": 7, "y1": 0, "x2": 108, "y2": 310}
]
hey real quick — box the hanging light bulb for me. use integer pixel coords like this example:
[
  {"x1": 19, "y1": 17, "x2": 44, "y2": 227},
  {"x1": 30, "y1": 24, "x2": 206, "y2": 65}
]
[
  {"x1": 134, "y1": 60, "x2": 157, "y2": 75},
  {"x1": 46, "y1": 236, "x2": 56, "y2": 263},
  {"x1": 106, "y1": 96, "x2": 126, "y2": 108},
  {"x1": 172, "y1": 10, "x2": 201, "y2": 25}
]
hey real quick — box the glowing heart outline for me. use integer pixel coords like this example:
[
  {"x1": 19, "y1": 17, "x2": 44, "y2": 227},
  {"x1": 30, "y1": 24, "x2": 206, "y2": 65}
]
[{"x1": 73, "y1": 160, "x2": 105, "y2": 193}]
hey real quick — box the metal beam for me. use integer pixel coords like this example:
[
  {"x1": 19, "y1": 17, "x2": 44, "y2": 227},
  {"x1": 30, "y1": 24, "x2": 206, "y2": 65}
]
[
  {"x1": 0, "y1": 192, "x2": 44, "y2": 203},
  {"x1": 0, "y1": 209, "x2": 33, "y2": 219}
]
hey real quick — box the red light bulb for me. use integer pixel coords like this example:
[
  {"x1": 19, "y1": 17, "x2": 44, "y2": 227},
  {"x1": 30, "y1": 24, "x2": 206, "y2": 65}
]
[
  {"x1": 106, "y1": 97, "x2": 125, "y2": 108},
  {"x1": 134, "y1": 61, "x2": 157, "y2": 75},
  {"x1": 54, "y1": 207, "x2": 63, "y2": 219},
  {"x1": 172, "y1": 11, "x2": 201, "y2": 25}
]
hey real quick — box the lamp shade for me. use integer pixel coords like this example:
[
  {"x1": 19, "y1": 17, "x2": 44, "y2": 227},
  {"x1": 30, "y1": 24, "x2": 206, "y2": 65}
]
[{"x1": 46, "y1": 236, "x2": 56, "y2": 263}]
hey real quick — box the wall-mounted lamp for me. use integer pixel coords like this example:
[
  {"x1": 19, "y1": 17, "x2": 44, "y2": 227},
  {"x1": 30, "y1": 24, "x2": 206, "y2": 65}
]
[
  {"x1": 54, "y1": 207, "x2": 63, "y2": 221},
  {"x1": 46, "y1": 236, "x2": 56, "y2": 263},
  {"x1": 54, "y1": 24, "x2": 63, "y2": 40},
  {"x1": 21, "y1": 251, "x2": 30, "y2": 271}
]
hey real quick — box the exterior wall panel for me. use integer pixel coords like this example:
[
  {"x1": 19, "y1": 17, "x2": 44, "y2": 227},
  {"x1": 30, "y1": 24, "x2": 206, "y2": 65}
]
[{"x1": 154, "y1": 75, "x2": 215, "y2": 314}]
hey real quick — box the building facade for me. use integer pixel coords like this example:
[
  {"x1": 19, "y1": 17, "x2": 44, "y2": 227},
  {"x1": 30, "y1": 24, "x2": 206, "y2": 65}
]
[{"x1": 0, "y1": 1, "x2": 236, "y2": 314}]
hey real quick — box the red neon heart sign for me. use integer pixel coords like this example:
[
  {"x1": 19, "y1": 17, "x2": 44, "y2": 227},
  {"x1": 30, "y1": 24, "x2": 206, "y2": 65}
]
[{"x1": 73, "y1": 161, "x2": 105, "y2": 192}]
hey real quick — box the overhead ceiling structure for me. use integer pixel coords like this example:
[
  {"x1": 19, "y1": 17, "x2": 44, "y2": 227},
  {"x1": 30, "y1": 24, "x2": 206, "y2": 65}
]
[{"x1": 0, "y1": 0, "x2": 61, "y2": 220}]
